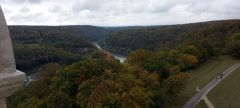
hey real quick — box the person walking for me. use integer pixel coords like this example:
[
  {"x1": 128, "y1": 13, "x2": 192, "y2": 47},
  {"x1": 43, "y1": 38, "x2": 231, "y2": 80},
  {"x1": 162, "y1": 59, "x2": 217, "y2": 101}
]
[{"x1": 220, "y1": 73, "x2": 223, "y2": 79}]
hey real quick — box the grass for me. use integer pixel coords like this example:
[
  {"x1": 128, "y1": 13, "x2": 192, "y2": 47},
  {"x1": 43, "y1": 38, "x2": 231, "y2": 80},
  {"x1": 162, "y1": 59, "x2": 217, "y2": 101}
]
[
  {"x1": 207, "y1": 66, "x2": 240, "y2": 108},
  {"x1": 176, "y1": 56, "x2": 237, "y2": 107},
  {"x1": 195, "y1": 100, "x2": 208, "y2": 108}
]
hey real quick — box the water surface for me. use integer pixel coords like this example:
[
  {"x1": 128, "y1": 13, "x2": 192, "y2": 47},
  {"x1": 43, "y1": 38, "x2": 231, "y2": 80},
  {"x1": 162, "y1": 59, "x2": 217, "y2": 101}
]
[{"x1": 92, "y1": 42, "x2": 126, "y2": 63}]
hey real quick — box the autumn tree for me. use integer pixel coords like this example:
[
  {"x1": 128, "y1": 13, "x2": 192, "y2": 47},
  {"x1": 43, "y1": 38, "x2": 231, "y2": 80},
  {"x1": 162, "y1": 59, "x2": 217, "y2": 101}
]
[
  {"x1": 77, "y1": 66, "x2": 161, "y2": 108},
  {"x1": 127, "y1": 49, "x2": 152, "y2": 66}
]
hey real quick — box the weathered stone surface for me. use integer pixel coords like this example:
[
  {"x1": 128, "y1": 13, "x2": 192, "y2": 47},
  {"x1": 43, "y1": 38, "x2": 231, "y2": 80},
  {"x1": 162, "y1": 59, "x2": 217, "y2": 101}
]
[
  {"x1": 0, "y1": 71, "x2": 25, "y2": 108},
  {"x1": 0, "y1": 5, "x2": 26, "y2": 108},
  {"x1": 0, "y1": 70, "x2": 26, "y2": 97},
  {"x1": 0, "y1": 5, "x2": 16, "y2": 74}
]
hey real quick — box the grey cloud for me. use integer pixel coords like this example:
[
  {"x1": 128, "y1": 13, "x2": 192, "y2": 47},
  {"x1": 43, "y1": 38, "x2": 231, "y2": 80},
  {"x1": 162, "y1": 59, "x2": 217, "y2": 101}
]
[
  {"x1": 48, "y1": 6, "x2": 61, "y2": 13},
  {"x1": 2, "y1": 0, "x2": 240, "y2": 26},
  {"x1": 10, "y1": 0, "x2": 41, "y2": 4},
  {"x1": 148, "y1": 0, "x2": 175, "y2": 13},
  {"x1": 9, "y1": 13, "x2": 46, "y2": 24},
  {"x1": 28, "y1": 0, "x2": 42, "y2": 4},
  {"x1": 11, "y1": 0, "x2": 27, "y2": 4},
  {"x1": 20, "y1": 7, "x2": 30, "y2": 13},
  {"x1": 72, "y1": 0, "x2": 103, "y2": 12}
]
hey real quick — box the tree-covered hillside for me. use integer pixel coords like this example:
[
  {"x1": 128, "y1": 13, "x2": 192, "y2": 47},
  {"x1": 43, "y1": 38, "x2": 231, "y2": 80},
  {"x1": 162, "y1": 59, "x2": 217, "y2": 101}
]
[
  {"x1": 9, "y1": 25, "x2": 110, "y2": 42},
  {"x1": 100, "y1": 20, "x2": 240, "y2": 55},
  {"x1": 11, "y1": 31, "x2": 240, "y2": 108},
  {"x1": 7, "y1": 20, "x2": 240, "y2": 108},
  {"x1": 9, "y1": 25, "x2": 110, "y2": 74}
]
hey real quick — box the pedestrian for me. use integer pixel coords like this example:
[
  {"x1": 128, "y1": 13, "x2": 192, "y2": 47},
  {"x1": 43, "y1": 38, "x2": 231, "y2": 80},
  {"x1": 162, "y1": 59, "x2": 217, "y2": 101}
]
[{"x1": 220, "y1": 73, "x2": 223, "y2": 79}]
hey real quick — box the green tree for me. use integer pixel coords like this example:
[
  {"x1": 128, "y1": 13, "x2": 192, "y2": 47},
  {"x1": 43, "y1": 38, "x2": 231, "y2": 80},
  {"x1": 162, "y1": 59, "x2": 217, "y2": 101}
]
[
  {"x1": 77, "y1": 67, "x2": 161, "y2": 108},
  {"x1": 127, "y1": 49, "x2": 152, "y2": 66},
  {"x1": 228, "y1": 33, "x2": 240, "y2": 58}
]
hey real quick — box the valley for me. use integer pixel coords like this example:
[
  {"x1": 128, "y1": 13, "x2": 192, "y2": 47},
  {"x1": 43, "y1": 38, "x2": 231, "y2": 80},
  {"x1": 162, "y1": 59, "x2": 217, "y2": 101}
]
[
  {"x1": 2, "y1": 1, "x2": 240, "y2": 108},
  {"x1": 7, "y1": 19, "x2": 240, "y2": 108}
]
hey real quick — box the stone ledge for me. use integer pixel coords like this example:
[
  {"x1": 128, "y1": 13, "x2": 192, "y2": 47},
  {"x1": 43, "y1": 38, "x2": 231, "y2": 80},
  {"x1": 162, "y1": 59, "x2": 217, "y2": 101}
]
[{"x1": 0, "y1": 70, "x2": 26, "y2": 98}]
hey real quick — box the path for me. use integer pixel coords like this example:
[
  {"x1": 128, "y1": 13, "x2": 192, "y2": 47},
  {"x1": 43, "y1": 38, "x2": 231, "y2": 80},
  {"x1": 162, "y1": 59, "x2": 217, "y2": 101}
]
[
  {"x1": 182, "y1": 63, "x2": 240, "y2": 108},
  {"x1": 202, "y1": 96, "x2": 215, "y2": 108}
]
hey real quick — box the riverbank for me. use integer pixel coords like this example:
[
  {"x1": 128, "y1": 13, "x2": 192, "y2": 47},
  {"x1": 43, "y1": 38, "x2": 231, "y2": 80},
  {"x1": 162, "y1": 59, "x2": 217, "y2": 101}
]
[{"x1": 92, "y1": 42, "x2": 126, "y2": 63}]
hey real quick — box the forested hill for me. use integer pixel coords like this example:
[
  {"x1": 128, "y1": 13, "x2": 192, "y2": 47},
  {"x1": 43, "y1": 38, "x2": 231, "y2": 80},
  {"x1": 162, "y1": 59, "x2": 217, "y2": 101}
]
[
  {"x1": 8, "y1": 25, "x2": 111, "y2": 74},
  {"x1": 9, "y1": 25, "x2": 110, "y2": 42},
  {"x1": 7, "y1": 20, "x2": 240, "y2": 108},
  {"x1": 8, "y1": 20, "x2": 240, "y2": 74},
  {"x1": 100, "y1": 19, "x2": 240, "y2": 55},
  {"x1": 103, "y1": 26, "x2": 150, "y2": 32}
]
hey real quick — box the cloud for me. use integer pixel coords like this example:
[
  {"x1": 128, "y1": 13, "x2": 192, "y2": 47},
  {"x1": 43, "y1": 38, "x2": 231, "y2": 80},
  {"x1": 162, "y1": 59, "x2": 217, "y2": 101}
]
[
  {"x1": 48, "y1": 6, "x2": 61, "y2": 13},
  {"x1": 1, "y1": 0, "x2": 240, "y2": 26},
  {"x1": 28, "y1": 0, "x2": 42, "y2": 4},
  {"x1": 72, "y1": 0, "x2": 103, "y2": 12},
  {"x1": 11, "y1": 0, "x2": 27, "y2": 4},
  {"x1": 9, "y1": 12, "x2": 45, "y2": 25},
  {"x1": 9, "y1": 0, "x2": 41, "y2": 4},
  {"x1": 20, "y1": 7, "x2": 30, "y2": 13}
]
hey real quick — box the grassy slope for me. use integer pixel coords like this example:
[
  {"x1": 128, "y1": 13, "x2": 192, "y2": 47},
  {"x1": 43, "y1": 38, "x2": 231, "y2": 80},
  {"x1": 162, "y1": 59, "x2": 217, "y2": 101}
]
[
  {"x1": 208, "y1": 65, "x2": 240, "y2": 108},
  {"x1": 195, "y1": 100, "x2": 208, "y2": 108},
  {"x1": 176, "y1": 56, "x2": 237, "y2": 107}
]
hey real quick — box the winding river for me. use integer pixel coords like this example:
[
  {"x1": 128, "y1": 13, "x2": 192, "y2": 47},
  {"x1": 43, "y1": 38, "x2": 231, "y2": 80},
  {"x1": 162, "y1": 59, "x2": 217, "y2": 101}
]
[
  {"x1": 24, "y1": 42, "x2": 127, "y2": 86},
  {"x1": 92, "y1": 42, "x2": 126, "y2": 63}
]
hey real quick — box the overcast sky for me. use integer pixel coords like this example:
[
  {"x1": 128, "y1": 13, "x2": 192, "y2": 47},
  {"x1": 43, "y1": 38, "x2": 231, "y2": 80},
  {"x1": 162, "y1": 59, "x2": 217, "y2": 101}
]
[{"x1": 0, "y1": 0, "x2": 240, "y2": 26}]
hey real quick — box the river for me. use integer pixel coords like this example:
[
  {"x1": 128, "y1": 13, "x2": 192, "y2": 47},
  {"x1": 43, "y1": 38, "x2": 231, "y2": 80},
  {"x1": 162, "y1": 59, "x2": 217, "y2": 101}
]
[
  {"x1": 92, "y1": 42, "x2": 126, "y2": 63},
  {"x1": 24, "y1": 42, "x2": 126, "y2": 86}
]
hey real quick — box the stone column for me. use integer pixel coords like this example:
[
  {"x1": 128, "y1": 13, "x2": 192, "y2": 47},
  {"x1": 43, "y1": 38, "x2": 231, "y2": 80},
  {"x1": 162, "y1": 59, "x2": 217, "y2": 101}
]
[{"x1": 0, "y1": 5, "x2": 26, "y2": 108}]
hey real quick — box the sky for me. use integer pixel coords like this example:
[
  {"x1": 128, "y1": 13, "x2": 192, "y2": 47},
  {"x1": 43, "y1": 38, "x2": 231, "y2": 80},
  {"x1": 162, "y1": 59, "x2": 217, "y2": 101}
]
[{"x1": 0, "y1": 0, "x2": 240, "y2": 26}]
